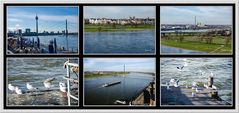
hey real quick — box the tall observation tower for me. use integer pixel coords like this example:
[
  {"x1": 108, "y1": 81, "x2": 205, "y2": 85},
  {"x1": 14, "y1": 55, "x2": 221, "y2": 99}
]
[{"x1": 35, "y1": 14, "x2": 38, "y2": 35}]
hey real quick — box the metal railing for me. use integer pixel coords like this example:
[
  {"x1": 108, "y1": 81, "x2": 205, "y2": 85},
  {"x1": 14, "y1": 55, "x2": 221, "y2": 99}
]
[{"x1": 63, "y1": 60, "x2": 79, "y2": 106}]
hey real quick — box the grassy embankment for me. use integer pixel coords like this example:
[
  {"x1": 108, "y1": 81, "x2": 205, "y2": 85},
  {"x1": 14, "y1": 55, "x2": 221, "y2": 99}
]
[
  {"x1": 85, "y1": 24, "x2": 154, "y2": 32},
  {"x1": 84, "y1": 72, "x2": 130, "y2": 78},
  {"x1": 161, "y1": 34, "x2": 232, "y2": 53}
]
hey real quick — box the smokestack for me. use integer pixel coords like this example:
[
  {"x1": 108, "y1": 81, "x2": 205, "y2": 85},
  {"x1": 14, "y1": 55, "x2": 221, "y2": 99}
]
[{"x1": 194, "y1": 16, "x2": 197, "y2": 29}]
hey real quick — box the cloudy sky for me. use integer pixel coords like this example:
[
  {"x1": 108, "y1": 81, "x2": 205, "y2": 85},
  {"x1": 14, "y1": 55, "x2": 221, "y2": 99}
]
[
  {"x1": 84, "y1": 6, "x2": 155, "y2": 19},
  {"x1": 7, "y1": 6, "x2": 78, "y2": 33},
  {"x1": 161, "y1": 6, "x2": 232, "y2": 25},
  {"x1": 84, "y1": 58, "x2": 155, "y2": 73}
]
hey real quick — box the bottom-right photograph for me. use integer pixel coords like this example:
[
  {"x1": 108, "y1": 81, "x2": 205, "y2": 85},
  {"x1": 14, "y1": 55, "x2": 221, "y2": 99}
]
[{"x1": 160, "y1": 58, "x2": 233, "y2": 106}]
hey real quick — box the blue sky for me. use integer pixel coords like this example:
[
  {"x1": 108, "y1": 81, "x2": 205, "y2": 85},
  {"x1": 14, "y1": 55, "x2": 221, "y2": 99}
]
[
  {"x1": 84, "y1": 6, "x2": 155, "y2": 19},
  {"x1": 7, "y1": 6, "x2": 78, "y2": 33},
  {"x1": 84, "y1": 58, "x2": 155, "y2": 73},
  {"x1": 161, "y1": 6, "x2": 232, "y2": 25}
]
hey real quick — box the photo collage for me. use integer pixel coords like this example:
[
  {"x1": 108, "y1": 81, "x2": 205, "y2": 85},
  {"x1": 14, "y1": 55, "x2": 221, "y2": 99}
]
[{"x1": 3, "y1": 3, "x2": 236, "y2": 110}]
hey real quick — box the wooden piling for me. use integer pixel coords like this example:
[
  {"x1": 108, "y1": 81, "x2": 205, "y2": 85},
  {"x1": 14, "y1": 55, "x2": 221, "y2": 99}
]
[
  {"x1": 37, "y1": 37, "x2": 40, "y2": 49},
  {"x1": 208, "y1": 76, "x2": 213, "y2": 88},
  {"x1": 54, "y1": 38, "x2": 57, "y2": 53},
  {"x1": 32, "y1": 38, "x2": 34, "y2": 47},
  {"x1": 48, "y1": 40, "x2": 54, "y2": 53},
  {"x1": 20, "y1": 37, "x2": 23, "y2": 49}
]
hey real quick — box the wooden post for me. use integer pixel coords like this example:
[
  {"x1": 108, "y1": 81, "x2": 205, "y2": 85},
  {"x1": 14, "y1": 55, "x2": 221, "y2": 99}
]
[
  {"x1": 208, "y1": 76, "x2": 213, "y2": 88},
  {"x1": 54, "y1": 38, "x2": 57, "y2": 53},
  {"x1": 32, "y1": 38, "x2": 34, "y2": 47},
  {"x1": 20, "y1": 37, "x2": 23, "y2": 49},
  {"x1": 37, "y1": 37, "x2": 40, "y2": 49},
  {"x1": 48, "y1": 40, "x2": 54, "y2": 53}
]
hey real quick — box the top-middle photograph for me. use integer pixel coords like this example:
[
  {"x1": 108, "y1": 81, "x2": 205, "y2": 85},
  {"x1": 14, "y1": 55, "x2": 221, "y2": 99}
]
[{"x1": 84, "y1": 6, "x2": 155, "y2": 55}]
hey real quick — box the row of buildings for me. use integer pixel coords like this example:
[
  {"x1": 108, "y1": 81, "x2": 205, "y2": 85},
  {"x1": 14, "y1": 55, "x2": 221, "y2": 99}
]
[
  {"x1": 85, "y1": 16, "x2": 155, "y2": 25},
  {"x1": 161, "y1": 24, "x2": 232, "y2": 31},
  {"x1": 7, "y1": 28, "x2": 77, "y2": 37}
]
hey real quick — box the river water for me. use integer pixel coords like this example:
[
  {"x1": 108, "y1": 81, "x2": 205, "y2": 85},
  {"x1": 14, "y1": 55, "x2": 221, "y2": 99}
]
[
  {"x1": 161, "y1": 29, "x2": 210, "y2": 33},
  {"x1": 161, "y1": 45, "x2": 207, "y2": 54},
  {"x1": 84, "y1": 30, "x2": 155, "y2": 54},
  {"x1": 84, "y1": 72, "x2": 155, "y2": 105},
  {"x1": 25, "y1": 35, "x2": 78, "y2": 53},
  {"x1": 160, "y1": 58, "x2": 232, "y2": 104},
  {"x1": 7, "y1": 58, "x2": 79, "y2": 106}
]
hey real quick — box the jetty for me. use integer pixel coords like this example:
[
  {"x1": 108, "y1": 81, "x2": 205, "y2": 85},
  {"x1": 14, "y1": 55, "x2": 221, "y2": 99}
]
[
  {"x1": 161, "y1": 77, "x2": 231, "y2": 105},
  {"x1": 130, "y1": 80, "x2": 156, "y2": 106}
]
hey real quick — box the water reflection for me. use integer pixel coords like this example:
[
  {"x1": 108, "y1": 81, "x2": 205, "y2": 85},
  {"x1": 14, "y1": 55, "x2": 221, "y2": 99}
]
[
  {"x1": 161, "y1": 45, "x2": 207, "y2": 54},
  {"x1": 25, "y1": 35, "x2": 78, "y2": 53},
  {"x1": 84, "y1": 30, "x2": 155, "y2": 54},
  {"x1": 84, "y1": 72, "x2": 154, "y2": 105}
]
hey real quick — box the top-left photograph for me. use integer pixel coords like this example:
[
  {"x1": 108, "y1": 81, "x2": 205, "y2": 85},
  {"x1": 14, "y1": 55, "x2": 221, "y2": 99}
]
[{"x1": 6, "y1": 6, "x2": 79, "y2": 54}]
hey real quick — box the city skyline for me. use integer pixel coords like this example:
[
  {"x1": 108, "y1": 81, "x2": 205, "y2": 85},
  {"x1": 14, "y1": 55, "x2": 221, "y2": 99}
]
[
  {"x1": 7, "y1": 6, "x2": 78, "y2": 33},
  {"x1": 161, "y1": 6, "x2": 232, "y2": 25},
  {"x1": 84, "y1": 58, "x2": 155, "y2": 73},
  {"x1": 84, "y1": 6, "x2": 155, "y2": 19}
]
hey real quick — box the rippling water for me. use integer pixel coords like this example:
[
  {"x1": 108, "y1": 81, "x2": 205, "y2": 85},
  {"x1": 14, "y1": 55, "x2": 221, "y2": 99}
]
[
  {"x1": 161, "y1": 45, "x2": 207, "y2": 54},
  {"x1": 160, "y1": 58, "x2": 232, "y2": 103},
  {"x1": 7, "y1": 58, "x2": 79, "y2": 106},
  {"x1": 25, "y1": 35, "x2": 78, "y2": 53},
  {"x1": 84, "y1": 30, "x2": 155, "y2": 54},
  {"x1": 84, "y1": 72, "x2": 154, "y2": 105}
]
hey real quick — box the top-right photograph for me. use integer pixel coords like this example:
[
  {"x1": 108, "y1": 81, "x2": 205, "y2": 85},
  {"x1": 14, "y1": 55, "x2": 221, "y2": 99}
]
[{"x1": 160, "y1": 6, "x2": 233, "y2": 55}]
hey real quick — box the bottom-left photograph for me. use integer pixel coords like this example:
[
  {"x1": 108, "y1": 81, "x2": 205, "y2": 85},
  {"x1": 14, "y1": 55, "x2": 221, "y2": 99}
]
[{"x1": 6, "y1": 58, "x2": 79, "y2": 106}]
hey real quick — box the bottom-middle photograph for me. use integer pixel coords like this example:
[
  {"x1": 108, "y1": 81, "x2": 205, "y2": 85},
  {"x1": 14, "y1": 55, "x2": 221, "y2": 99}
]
[{"x1": 83, "y1": 58, "x2": 156, "y2": 106}]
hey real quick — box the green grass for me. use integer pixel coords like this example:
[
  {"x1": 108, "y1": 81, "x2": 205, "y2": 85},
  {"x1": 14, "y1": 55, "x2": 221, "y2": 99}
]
[
  {"x1": 84, "y1": 24, "x2": 154, "y2": 32},
  {"x1": 161, "y1": 35, "x2": 232, "y2": 53},
  {"x1": 84, "y1": 72, "x2": 130, "y2": 78}
]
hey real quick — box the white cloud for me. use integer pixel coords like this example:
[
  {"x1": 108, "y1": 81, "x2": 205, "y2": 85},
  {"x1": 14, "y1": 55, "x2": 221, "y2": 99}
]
[
  {"x1": 8, "y1": 11, "x2": 78, "y2": 24},
  {"x1": 84, "y1": 6, "x2": 155, "y2": 18},
  {"x1": 8, "y1": 18, "x2": 22, "y2": 22},
  {"x1": 161, "y1": 6, "x2": 232, "y2": 25},
  {"x1": 84, "y1": 58, "x2": 155, "y2": 72}
]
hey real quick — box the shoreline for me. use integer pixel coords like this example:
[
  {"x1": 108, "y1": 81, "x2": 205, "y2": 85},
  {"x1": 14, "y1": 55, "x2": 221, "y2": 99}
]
[
  {"x1": 84, "y1": 72, "x2": 130, "y2": 79},
  {"x1": 84, "y1": 24, "x2": 155, "y2": 32}
]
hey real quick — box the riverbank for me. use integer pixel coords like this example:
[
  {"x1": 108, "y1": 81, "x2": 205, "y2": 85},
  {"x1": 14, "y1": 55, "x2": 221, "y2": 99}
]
[
  {"x1": 84, "y1": 72, "x2": 130, "y2": 78},
  {"x1": 84, "y1": 24, "x2": 154, "y2": 32},
  {"x1": 161, "y1": 35, "x2": 232, "y2": 53}
]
